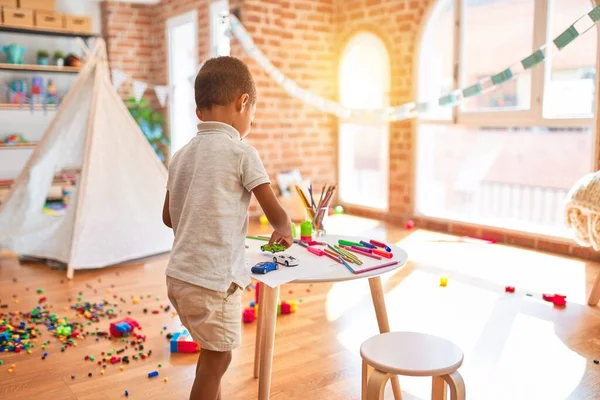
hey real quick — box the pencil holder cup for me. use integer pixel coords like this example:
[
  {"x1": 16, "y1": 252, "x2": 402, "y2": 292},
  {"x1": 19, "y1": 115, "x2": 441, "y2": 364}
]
[{"x1": 311, "y1": 207, "x2": 329, "y2": 237}]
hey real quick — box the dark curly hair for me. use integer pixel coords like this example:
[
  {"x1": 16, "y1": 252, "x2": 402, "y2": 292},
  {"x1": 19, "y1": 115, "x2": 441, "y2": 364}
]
[{"x1": 194, "y1": 56, "x2": 257, "y2": 111}]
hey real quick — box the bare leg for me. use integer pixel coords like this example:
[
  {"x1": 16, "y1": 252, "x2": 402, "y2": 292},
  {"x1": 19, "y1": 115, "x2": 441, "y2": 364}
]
[{"x1": 190, "y1": 349, "x2": 232, "y2": 400}]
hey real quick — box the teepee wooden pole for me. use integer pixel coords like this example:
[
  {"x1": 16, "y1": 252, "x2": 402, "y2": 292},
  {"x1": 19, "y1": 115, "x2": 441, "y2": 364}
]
[{"x1": 66, "y1": 41, "x2": 106, "y2": 279}]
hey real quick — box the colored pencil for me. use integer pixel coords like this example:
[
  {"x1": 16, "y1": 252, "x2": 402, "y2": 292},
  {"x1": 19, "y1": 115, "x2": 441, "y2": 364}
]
[
  {"x1": 341, "y1": 245, "x2": 382, "y2": 260},
  {"x1": 338, "y1": 256, "x2": 355, "y2": 274},
  {"x1": 352, "y1": 260, "x2": 399, "y2": 274},
  {"x1": 324, "y1": 248, "x2": 354, "y2": 263},
  {"x1": 324, "y1": 251, "x2": 343, "y2": 264},
  {"x1": 334, "y1": 245, "x2": 363, "y2": 265}
]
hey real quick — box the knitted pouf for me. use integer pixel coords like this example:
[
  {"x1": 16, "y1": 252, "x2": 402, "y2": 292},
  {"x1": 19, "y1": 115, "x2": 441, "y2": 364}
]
[{"x1": 565, "y1": 172, "x2": 600, "y2": 250}]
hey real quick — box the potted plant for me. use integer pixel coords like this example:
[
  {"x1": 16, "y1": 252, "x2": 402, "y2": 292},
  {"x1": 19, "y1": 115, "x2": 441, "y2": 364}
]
[
  {"x1": 54, "y1": 51, "x2": 64, "y2": 67},
  {"x1": 125, "y1": 97, "x2": 169, "y2": 163},
  {"x1": 37, "y1": 50, "x2": 49, "y2": 66}
]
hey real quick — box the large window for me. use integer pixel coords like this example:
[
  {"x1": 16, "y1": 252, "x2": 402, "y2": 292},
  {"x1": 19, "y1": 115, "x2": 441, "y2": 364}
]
[
  {"x1": 416, "y1": 0, "x2": 597, "y2": 236},
  {"x1": 339, "y1": 33, "x2": 390, "y2": 210}
]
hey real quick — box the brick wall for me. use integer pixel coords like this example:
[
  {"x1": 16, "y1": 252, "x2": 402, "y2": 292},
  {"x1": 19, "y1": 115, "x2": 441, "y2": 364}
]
[
  {"x1": 99, "y1": 0, "x2": 600, "y2": 260},
  {"x1": 101, "y1": 2, "x2": 157, "y2": 100},
  {"x1": 102, "y1": 0, "x2": 337, "y2": 214}
]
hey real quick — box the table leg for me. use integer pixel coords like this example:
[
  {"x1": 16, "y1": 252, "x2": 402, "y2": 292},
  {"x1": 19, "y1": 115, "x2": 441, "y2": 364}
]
[
  {"x1": 588, "y1": 270, "x2": 600, "y2": 306},
  {"x1": 254, "y1": 286, "x2": 266, "y2": 378},
  {"x1": 368, "y1": 276, "x2": 402, "y2": 400},
  {"x1": 258, "y1": 284, "x2": 279, "y2": 400}
]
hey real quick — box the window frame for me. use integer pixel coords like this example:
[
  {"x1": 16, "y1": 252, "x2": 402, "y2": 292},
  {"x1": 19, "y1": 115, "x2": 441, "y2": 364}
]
[
  {"x1": 413, "y1": 0, "x2": 600, "y2": 237},
  {"x1": 338, "y1": 32, "x2": 391, "y2": 211},
  {"x1": 418, "y1": 0, "x2": 598, "y2": 128},
  {"x1": 209, "y1": 0, "x2": 231, "y2": 58}
]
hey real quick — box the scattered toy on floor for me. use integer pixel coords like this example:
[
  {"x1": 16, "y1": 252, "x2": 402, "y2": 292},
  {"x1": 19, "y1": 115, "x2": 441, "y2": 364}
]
[
  {"x1": 505, "y1": 286, "x2": 515, "y2": 293},
  {"x1": 169, "y1": 330, "x2": 200, "y2": 353},
  {"x1": 109, "y1": 318, "x2": 140, "y2": 338},
  {"x1": 439, "y1": 277, "x2": 448, "y2": 287}
]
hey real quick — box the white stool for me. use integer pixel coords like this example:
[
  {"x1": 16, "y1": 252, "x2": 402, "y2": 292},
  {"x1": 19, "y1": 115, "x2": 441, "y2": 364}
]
[{"x1": 360, "y1": 332, "x2": 465, "y2": 400}]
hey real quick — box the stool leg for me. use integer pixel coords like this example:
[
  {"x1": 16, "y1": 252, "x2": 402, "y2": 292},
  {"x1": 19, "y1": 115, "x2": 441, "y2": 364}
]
[
  {"x1": 442, "y1": 372, "x2": 466, "y2": 400},
  {"x1": 432, "y1": 376, "x2": 447, "y2": 400},
  {"x1": 369, "y1": 276, "x2": 402, "y2": 400},
  {"x1": 362, "y1": 360, "x2": 369, "y2": 400},
  {"x1": 366, "y1": 369, "x2": 392, "y2": 400}
]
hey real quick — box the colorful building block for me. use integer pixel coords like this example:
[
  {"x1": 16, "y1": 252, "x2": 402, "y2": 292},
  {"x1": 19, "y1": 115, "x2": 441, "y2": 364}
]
[
  {"x1": 169, "y1": 331, "x2": 200, "y2": 353},
  {"x1": 439, "y1": 277, "x2": 448, "y2": 287},
  {"x1": 109, "y1": 318, "x2": 140, "y2": 338},
  {"x1": 243, "y1": 308, "x2": 255, "y2": 324},
  {"x1": 505, "y1": 286, "x2": 515, "y2": 293}
]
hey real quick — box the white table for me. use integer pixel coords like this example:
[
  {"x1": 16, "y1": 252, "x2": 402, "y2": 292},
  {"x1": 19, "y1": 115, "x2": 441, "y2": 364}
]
[{"x1": 246, "y1": 235, "x2": 408, "y2": 400}]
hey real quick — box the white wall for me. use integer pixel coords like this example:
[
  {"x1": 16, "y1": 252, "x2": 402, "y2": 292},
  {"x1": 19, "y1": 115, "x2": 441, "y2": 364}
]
[{"x1": 56, "y1": 0, "x2": 102, "y2": 35}]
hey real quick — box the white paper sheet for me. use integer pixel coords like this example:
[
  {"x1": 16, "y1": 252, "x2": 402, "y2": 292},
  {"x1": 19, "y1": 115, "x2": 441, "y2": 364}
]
[
  {"x1": 245, "y1": 239, "x2": 336, "y2": 287},
  {"x1": 245, "y1": 235, "x2": 407, "y2": 287}
]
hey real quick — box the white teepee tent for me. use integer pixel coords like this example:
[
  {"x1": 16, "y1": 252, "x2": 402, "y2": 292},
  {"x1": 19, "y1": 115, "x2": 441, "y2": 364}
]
[{"x1": 0, "y1": 40, "x2": 172, "y2": 278}]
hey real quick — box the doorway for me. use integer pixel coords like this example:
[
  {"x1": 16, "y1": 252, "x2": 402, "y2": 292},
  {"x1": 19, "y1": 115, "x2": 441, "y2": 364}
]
[
  {"x1": 338, "y1": 32, "x2": 390, "y2": 210},
  {"x1": 167, "y1": 11, "x2": 198, "y2": 157}
]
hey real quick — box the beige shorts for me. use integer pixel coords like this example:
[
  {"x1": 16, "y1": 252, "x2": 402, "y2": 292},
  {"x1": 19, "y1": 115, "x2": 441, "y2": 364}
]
[{"x1": 166, "y1": 276, "x2": 242, "y2": 352}]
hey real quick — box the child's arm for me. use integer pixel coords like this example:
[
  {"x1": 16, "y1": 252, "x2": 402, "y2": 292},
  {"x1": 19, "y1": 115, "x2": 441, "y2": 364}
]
[
  {"x1": 162, "y1": 191, "x2": 172, "y2": 228},
  {"x1": 253, "y1": 183, "x2": 293, "y2": 248}
]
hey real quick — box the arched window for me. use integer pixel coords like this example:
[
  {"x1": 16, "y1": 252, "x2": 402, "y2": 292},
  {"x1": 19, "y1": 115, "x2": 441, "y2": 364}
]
[
  {"x1": 338, "y1": 32, "x2": 390, "y2": 210},
  {"x1": 416, "y1": 0, "x2": 597, "y2": 236}
]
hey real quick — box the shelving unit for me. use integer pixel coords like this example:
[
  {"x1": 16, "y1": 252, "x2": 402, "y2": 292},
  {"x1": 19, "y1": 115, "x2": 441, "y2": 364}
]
[
  {"x1": 0, "y1": 24, "x2": 97, "y2": 40},
  {"x1": 0, "y1": 22, "x2": 96, "y2": 202},
  {"x1": 0, "y1": 142, "x2": 38, "y2": 149},
  {"x1": 0, "y1": 63, "x2": 80, "y2": 74},
  {"x1": 0, "y1": 104, "x2": 57, "y2": 110}
]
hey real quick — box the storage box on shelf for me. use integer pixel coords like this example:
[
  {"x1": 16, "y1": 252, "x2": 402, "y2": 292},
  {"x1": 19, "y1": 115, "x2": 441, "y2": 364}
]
[
  {"x1": 1, "y1": 7, "x2": 33, "y2": 27},
  {"x1": 64, "y1": 15, "x2": 91, "y2": 33},
  {"x1": 34, "y1": 10, "x2": 61, "y2": 29},
  {"x1": 18, "y1": 0, "x2": 55, "y2": 12},
  {"x1": 0, "y1": 0, "x2": 17, "y2": 8}
]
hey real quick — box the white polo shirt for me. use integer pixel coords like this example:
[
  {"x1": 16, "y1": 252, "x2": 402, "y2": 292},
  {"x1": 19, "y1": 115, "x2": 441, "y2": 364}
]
[{"x1": 165, "y1": 122, "x2": 270, "y2": 292}]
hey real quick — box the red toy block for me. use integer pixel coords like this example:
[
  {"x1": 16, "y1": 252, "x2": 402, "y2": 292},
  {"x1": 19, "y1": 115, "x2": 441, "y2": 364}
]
[
  {"x1": 243, "y1": 308, "x2": 255, "y2": 324},
  {"x1": 109, "y1": 317, "x2": 140, "y2": 337},
  {"x1": 280, "y1": 301, "x2": 291, "y2": 315},
  {"x1": 505, "y1": 286, "x2": 515, "y2": 293},
  {"x1": 552, "y1": 294, "x2": 567, "y2": 306},
  {"x1": 542, "y1": 293, "x2": 554, "y2": 302}
]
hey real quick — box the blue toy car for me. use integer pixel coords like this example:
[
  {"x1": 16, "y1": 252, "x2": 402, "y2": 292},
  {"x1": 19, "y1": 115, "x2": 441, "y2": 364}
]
[{"x1": 251, "y1": 261, "x2": 279, "y2": 274}]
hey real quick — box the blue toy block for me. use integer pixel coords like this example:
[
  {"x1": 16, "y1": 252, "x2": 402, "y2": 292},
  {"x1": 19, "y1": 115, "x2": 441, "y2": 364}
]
[
  {"x1": 170, "y1": 332, "x2": 182, "y2": 353},
  {"x1": 115, "y1": 322, "x2": 132, "y2": 333}
]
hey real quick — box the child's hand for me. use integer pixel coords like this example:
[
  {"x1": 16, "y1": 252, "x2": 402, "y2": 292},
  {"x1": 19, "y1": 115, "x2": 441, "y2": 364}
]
[{"x1": 268, "y1": 230, "x2": 293, "y2": 249}]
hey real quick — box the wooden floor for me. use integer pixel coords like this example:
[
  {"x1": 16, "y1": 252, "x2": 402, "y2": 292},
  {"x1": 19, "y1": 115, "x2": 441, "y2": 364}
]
[{"x1": 1, "y1": 215, "x2": 600, "y2": 399}]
